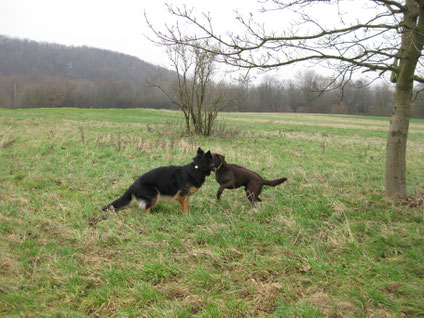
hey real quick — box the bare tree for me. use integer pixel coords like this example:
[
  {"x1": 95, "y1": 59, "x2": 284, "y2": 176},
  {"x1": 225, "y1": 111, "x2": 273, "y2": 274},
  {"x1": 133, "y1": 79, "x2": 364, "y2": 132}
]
[
  {"x1": 147, "y1": 0, "x2": 424, "y2": 200},
  {"x1": 148, "y1": 43, "x2": 231, "y2": 136},
  {"x1": 256, "y1": 76, "x2": 284, "y2": 111}
]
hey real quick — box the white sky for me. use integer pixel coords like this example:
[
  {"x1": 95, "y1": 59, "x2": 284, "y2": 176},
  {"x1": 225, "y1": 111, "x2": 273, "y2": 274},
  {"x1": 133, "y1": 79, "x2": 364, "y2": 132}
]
[
  {"x1": 0, "y1": 1, "x2": 260, "y2": 67},
  {"x1": 0, "y1": 0, "x2": 380, "y2": 83}
]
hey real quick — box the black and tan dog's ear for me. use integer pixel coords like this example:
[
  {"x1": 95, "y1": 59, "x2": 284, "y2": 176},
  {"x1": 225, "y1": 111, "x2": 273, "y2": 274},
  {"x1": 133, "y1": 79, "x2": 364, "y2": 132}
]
[
  {"x1": 194, "y1": 147, "x2": 205, "y2": 160},
  {"x1": 206, "y1": 150, "x2": 212, "y2": 159}
]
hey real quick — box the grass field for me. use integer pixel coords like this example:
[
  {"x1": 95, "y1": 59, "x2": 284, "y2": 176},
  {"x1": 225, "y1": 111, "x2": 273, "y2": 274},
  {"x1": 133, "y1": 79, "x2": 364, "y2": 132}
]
[{"x1": 1, "y1": 108, "x2": 423, "y2": 317}]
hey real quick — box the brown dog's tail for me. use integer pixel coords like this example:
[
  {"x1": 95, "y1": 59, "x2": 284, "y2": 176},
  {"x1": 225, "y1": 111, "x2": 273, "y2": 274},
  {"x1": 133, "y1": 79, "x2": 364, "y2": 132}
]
[{"x1": 262, "y1": 177, "x2": 287, "y2": 187}]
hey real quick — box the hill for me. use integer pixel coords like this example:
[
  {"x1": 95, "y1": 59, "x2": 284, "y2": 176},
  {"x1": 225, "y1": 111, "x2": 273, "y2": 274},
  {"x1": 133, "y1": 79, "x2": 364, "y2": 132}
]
[
  {"x1": 0, "y1": 35, "x2": 174, "y2": 108},
  {"x1": 0, "y1": 35, "x2": 172, "y2": 83}
]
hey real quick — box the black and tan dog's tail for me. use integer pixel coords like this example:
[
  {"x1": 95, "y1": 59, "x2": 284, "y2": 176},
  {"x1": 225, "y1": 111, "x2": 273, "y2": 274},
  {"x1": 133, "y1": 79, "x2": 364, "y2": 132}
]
[
  {"x1": 102, "y1": 188, "x2": 133, "y2": 211},
  {"x1": 262, "y1": 177, "x2": 287, "y2": 187}
]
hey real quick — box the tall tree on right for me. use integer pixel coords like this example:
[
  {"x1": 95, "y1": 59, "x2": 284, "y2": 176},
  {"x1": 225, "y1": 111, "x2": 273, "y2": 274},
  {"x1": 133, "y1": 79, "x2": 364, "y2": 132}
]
[{"x1": 148, "y1": 0, "x2": 424, "y2": 200}]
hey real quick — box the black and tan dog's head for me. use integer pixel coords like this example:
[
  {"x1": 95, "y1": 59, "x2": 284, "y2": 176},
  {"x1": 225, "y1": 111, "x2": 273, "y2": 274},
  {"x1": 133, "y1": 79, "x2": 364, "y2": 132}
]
[
  {"x1": 211, "y1": 153, "x2": 226, "y2": 172},
  {"x1": 193, "y1": 147, "x2": 214, "y2": 175}
]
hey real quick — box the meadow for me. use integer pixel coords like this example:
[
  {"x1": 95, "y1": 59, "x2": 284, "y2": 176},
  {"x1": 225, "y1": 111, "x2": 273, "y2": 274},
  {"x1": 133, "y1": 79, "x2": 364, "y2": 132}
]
[{"x1": 0, "y1": 108, "x2": 423, "y2": 317}]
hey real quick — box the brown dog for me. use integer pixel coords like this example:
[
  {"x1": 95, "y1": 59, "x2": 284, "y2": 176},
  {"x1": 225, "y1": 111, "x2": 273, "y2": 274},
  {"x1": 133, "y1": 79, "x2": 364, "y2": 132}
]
[{"x1": 212, "y1": 153, "x2": 287, "y2": 204}]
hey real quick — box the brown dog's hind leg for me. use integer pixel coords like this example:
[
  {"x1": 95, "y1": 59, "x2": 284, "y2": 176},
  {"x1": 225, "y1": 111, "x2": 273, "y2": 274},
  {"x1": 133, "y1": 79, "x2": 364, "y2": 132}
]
[
  {"x1": 245, "y1": 190, "x2": 260, "y2": 204},
  {"x1": 245, "y1": 183, "x2": 262, "y2": 204}
]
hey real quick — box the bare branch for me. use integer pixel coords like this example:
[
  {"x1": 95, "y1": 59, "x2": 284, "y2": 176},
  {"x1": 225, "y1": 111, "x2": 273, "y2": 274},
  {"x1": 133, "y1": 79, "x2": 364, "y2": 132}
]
[{"x1": 145, "y1": 0, "x2": 424, "y2": 85}]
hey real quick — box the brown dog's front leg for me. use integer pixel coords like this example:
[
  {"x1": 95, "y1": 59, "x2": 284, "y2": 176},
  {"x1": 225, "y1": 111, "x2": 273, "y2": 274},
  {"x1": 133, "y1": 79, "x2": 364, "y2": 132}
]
[
  {"x1": 217, "y1": 182, "x2": 232, "y2": 200},
  {"x1": 217, "y1": 186, "x2": 225, "y2": 200}
]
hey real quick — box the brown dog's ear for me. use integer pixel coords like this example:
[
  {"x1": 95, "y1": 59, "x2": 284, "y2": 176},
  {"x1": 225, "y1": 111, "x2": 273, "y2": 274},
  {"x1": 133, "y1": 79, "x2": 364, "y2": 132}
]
[{"x1": 219, "y1": 154, "x2": 226, "y2": 163}]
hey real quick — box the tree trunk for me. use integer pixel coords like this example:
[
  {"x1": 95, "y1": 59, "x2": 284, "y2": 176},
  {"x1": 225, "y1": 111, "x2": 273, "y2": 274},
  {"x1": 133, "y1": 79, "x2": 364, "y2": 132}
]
[
  {"x1": 385, "y1": 0, "x2": 424, "y2": 201},
  {"x1": 183, "y1": 111, "x2": 190, "y2": 133},
  {"x1": 385, "y1": 85, "x2": 412, "y2": 200}
]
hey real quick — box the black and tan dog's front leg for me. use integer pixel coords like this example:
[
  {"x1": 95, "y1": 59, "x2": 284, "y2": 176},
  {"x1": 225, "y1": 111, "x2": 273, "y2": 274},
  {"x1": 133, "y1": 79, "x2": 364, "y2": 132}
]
[{"x1": 176, "y1": 195, "x2": 189, "y2": 213}]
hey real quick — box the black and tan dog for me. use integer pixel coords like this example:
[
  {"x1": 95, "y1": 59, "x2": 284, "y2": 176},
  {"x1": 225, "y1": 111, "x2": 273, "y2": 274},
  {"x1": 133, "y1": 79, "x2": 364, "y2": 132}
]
[
  {"x1": 102, "y1": 148, "x2": 214, "y2": 213},
  {"x1": 212, "y1": 153, "x2": 287, "y2": 204}
]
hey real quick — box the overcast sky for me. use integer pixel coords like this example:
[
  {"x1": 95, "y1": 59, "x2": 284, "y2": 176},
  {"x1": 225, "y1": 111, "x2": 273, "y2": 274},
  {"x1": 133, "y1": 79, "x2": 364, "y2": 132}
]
[
  {"x1": 0, "y1": 1, "x2": 259, "y2": 67},
  {"x1": 0, "y1": 0, "x2": 377, "y2": 82}
]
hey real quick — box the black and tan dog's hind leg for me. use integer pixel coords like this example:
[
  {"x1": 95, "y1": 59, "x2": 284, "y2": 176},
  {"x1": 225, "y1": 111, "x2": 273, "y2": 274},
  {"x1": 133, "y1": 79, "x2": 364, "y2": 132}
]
[{"x1": 133, "y1": 185, "x2": 161, "y2": 214}]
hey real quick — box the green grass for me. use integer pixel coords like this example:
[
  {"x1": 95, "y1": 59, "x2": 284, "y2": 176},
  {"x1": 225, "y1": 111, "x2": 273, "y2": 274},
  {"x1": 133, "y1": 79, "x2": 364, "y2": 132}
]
[{"x1": 1, "y1": 108, "x2": 423, "y2": 317}]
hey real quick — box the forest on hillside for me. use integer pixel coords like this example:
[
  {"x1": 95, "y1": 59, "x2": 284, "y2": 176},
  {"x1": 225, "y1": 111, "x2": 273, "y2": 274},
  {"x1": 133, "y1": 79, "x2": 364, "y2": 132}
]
[
  {"x1": 0, "y1": 36, "x2": 423, "y2": 118},
  {"x1": 0, "y1": 36, "x2": 174, "y2": 109}
]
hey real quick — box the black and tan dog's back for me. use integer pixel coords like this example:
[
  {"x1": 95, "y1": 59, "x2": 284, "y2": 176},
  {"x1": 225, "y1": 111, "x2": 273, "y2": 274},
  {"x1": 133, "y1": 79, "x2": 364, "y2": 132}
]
[
  {"x1": 212, "y1": 153, "x2": 287, "y2": 204},
  {"x1": 102, "y1": 148, "x2": 214, "y2": 213}
]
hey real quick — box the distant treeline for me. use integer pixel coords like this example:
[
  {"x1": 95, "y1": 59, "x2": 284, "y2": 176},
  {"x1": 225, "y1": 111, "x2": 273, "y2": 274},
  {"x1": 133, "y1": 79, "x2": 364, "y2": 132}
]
[
  {"x1": 237, "y1": 73, "x2": 423, "y2": 118},
  {"x1": 0, "y1": 35, "x2": 423, "y2": 118},
  {"x1": 0, "y1": 74, "x2": 173, "y2": 109}
]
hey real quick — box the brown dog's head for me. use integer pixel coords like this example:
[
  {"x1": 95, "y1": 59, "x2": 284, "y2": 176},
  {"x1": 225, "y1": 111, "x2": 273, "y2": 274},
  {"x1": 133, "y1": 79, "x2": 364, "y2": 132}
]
[{"x1": 211, "y1": 153, "x2": 226, "y2": 172}]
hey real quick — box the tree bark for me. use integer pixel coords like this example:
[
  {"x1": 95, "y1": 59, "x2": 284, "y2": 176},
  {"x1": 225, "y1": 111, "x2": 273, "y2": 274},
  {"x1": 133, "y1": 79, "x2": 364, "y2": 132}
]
[
  {"x1": 386, "y1": 0, "x2": 424, "y2": 200},
  {"x1": 386, "y1": 85, "x2": 411, "y2": 200}
]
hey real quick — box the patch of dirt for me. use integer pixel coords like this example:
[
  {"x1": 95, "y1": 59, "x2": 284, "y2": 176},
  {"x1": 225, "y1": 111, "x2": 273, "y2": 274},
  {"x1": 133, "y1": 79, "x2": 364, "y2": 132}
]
[
  {"x1": 403, "y1": 193, "x2": 424, "y2": 208},
  {"x1": 1, "y1": 138, "x2": 16, "y2": 148},
  {"x1": 299, "y1": 288, "x2": 357, "y2": 317},
  {"x1": 252, "y1": 281, "x2": 283, "y2": 313}
]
